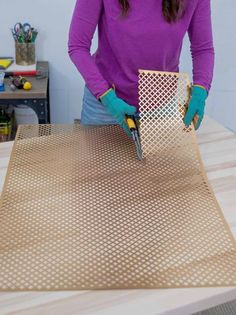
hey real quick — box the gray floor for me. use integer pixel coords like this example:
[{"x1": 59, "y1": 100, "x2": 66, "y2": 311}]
[{"x1": 193, "y1": 299, "x2": 236, "y2": 315}]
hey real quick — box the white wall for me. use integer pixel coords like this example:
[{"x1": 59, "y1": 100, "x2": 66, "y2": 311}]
[{"x1": 0, "y1": 0, "x2": 235, "y2": 131}]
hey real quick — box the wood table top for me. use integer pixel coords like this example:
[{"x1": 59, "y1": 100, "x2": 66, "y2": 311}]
[{"x1": 0, "y1": 61, "x2": 48, "y2": 100}]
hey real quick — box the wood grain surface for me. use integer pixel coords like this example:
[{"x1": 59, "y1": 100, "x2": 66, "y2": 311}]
[{"x1": 0, "y1": 62, "x2": 48, "y2": 100}]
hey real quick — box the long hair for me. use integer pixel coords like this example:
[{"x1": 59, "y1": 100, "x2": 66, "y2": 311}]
[{"x1": 118, "y1": 0, "x2": 185, "y2": 22}]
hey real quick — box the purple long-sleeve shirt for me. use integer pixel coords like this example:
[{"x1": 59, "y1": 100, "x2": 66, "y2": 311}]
[{"x1": 68, "y1": 0, "x2": 214, "y2": 107}]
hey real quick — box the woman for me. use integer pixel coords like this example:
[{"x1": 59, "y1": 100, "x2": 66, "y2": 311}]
[{"x1": 68, "y1": 0, "x2": 214, "y2": 134}]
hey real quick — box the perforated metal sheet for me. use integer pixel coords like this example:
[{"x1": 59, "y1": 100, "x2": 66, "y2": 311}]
[
  {"x1": 0, "y1": 71, "x2": 236, "y2": 291},
  {"x1": 139, "y1": 70, "x2": 192, "y2": 155}
]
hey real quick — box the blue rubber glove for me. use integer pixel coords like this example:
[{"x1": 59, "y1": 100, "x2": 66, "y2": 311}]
[
  {"x1": 183, "y1": 85, "x2": 208, "y2": 130},
  {"x1": 100, "y1": 88, "x2": 137, "y2": 136}
]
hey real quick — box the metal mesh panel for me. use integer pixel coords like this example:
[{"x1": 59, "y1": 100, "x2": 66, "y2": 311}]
[
  {"x1": 0, "y1": 71, "x2": 236, "y2": 291},
  {"x1": 139, "y1": 70, "x2": 192, "y2": 155}
]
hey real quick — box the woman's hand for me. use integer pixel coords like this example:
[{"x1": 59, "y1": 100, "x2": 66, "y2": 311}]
[
  {"x1": 100, "y1": 88, "x2": 137, "y2": 136},
  {"x1": 183, "y1": 85, "x2": 208, "y2": 130}
]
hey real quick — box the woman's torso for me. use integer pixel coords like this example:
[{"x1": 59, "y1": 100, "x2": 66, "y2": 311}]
[{"x1": 94, "y1": 0, "x2": 198, "y2": 106}]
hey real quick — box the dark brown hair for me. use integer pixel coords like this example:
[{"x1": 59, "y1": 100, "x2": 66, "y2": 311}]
[{"x1": 118, "y1": 0, "x2": 185, "y2": 22}]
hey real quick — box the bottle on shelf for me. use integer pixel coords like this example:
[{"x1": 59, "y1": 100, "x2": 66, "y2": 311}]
[{"x1": 0, "y1": 108, "x2": 12, "y2": 142}]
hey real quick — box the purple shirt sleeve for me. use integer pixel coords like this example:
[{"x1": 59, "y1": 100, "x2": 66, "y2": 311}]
[
  {"x1": 68, "y1": 0, "x2": 110, "y2": 99},
  {"x1": 188, "y1": 0, "x2": 215, "y2": 91}
]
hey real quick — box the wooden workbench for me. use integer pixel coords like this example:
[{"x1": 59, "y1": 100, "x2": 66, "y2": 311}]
[
  {"x1": 0, "y1": 61, "x2": 50, "y2": 124},
  {"x1": 0, "y1": 116, "x2": 235, "y2": 315}
]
